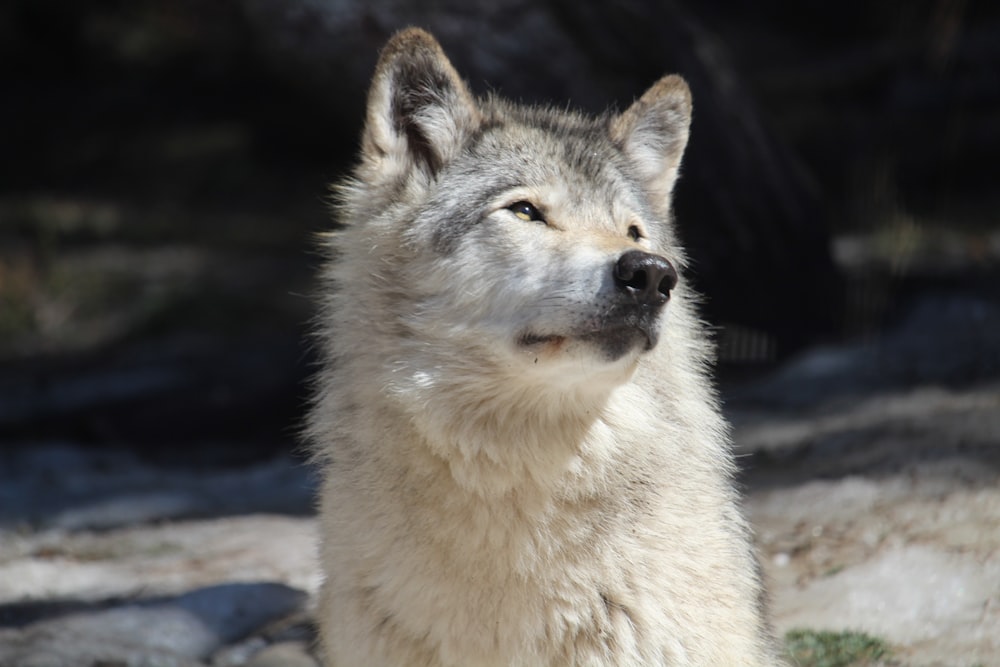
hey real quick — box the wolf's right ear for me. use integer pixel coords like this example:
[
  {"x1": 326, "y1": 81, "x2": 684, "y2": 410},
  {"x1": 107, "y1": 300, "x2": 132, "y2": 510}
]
[
  {"x1": 361, "y1": 28, "x2": 480, "y2": 182},
  {"x1": 610, "y1": 75, "x2": 692, "y2": 208}
]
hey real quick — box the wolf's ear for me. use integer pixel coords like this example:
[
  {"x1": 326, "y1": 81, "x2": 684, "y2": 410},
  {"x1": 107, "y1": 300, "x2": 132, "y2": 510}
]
[
  {"x1": 361, "y1": 28, "x2": 479, "y2": 180},
  {"x1": 611, "y1": 75, "x2": 692, "y2": 205}
]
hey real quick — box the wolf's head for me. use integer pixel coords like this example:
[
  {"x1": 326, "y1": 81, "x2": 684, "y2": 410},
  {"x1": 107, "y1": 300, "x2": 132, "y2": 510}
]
[
  {"x1": 332, "y1": 27, "x2": 693, "y2": 393},
  {"x1": 321, "y1": 28, "x2": 699, "y2": 489}
]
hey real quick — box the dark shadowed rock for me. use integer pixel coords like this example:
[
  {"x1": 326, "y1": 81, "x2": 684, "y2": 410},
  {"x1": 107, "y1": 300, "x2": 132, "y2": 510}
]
[
  {"x1": 0, "y1": 583, "x2": 307, "y2": 667},
  {"x1": 0, "y1": 445, "x2": 317, "y2": 530},
  {"x1": 726, "y1": 294, "x2": 1000, "y2": 411}
]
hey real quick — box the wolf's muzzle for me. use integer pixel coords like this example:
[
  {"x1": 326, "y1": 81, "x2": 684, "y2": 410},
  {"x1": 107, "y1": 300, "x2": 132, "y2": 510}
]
[
  {"x1": 581, "y1": 250, "x2": 677, "y2": 359},
  {"x1": 518, "y1": 251, "x2": 678, "y2": 361}
]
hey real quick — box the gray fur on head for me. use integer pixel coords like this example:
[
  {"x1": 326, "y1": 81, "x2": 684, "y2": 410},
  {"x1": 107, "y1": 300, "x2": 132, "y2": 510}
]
[{"x1": 360, "y1": 27, "x2": 691, "y2": 212}]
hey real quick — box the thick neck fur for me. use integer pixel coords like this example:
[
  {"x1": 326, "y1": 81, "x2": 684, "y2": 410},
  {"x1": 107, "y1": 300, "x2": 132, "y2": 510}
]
[{"x1": 391, "y1": 354, "x2": 640, "y2": 497}]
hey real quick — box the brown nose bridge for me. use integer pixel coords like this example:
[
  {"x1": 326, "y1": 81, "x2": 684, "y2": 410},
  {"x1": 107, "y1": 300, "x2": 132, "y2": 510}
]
[{"x1": 560, "y1": 190, "x2": 631, "y2": 239}]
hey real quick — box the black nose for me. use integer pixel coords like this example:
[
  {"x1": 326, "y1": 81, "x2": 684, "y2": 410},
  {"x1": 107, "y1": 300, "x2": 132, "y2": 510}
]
[{"x1": 613, "y1": 250, "x2": 678, "y2": 305}]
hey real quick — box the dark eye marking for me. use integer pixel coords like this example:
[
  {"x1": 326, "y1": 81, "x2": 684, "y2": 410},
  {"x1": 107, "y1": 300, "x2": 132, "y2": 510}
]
[
  {"x1": 627, "y1": 225, "x2": 643, "y2": 241},
  {"x1": 507, "y1": 201, "x2": 546, "y2": 224}
]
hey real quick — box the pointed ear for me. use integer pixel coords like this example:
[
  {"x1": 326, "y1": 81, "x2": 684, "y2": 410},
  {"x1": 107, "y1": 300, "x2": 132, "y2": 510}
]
[
  {"x1": 610, "y1": 75, "x2": 692, "y2": 205},
  {"x1": 361, "y1": 28, "x2": 479, "y2": 181}
]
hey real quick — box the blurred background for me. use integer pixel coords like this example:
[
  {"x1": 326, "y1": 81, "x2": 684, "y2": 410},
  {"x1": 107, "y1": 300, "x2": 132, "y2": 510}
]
[{"x1": 1, "y1": 0, "x2": 998, "y2": 461}]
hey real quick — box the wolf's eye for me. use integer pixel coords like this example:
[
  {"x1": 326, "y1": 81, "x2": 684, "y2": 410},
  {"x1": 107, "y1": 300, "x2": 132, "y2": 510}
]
[
  {"x1": 628, "y1": 225, "x2": 643, "y2": 241},
  {"x1": 508, "y1": 201, "x2": 545, "y2": 223}
]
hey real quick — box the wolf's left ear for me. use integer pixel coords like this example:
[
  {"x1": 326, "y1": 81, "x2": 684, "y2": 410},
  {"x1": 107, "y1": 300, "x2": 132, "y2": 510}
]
[
  {"x1": 362, "y1": 28, "x2": 480, "y2": 180},
  {"x1": 610, "y1": 75, "x2": 692, "y2": 206}
]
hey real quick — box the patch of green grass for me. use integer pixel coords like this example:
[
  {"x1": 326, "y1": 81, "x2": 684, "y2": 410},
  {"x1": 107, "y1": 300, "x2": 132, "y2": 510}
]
[
  {"x1": 785, "y1": 628, "x2": 892, "y2": 667},
  {"x1": 822, "y1": 563, "x2": 846, "y2": 577}
]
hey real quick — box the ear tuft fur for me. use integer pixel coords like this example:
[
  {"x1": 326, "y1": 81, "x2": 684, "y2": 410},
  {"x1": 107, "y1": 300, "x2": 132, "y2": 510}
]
[
  {"x1": 362, "y1": 28, "x2": 479, "y2": 181},
  {"x1": 611, "y1": 75, "x2": 693, "y2": 206}
]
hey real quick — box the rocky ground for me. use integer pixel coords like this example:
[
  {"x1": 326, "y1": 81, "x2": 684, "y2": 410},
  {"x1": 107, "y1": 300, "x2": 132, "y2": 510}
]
[
  {"x1": 742, "y1": 383, "x2": 1000, "y2": 666},
  {"x1": 1, "y1": 294, "x2": 998, "y2": 666}
]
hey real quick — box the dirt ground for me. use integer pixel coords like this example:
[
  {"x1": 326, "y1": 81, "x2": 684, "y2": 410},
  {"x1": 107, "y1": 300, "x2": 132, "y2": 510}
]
[{"x1": 741, "y1": 382, "x2": 1000, "y2": 666}]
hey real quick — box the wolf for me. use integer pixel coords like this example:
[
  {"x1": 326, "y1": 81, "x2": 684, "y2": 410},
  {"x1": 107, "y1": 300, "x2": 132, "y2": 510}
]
[{"x1": 308, "y1": 27, "x2": 783, "y2": 666}]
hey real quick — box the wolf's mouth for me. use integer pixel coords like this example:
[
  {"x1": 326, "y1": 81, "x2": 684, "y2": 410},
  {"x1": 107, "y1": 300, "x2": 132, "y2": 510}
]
[
  {"x1": 581, "y1": 326, "x2": 657, "y2": 360},
  {"x1": 517, "y1": 332, "x2": 566, "y2": 347},
  {"x1": 517, "y1": 320, "x2": 658, "y2": 361}
]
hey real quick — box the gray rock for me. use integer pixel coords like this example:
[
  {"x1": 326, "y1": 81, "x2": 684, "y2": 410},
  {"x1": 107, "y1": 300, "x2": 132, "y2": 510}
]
[
  {"x1": 243, "y1": 642, "x2": 318, "y2": 667},
  {"x1": 210, "y1": 636, "x2": 268, "y2": 666},
  {"x1": 0, "y1": 584, "x2": 307, "y2": 667}
]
